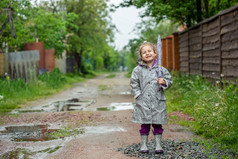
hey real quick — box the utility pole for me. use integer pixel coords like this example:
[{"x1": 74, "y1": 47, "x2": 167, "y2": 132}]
[
  {"x1": 3, "y1": 42, "x2": 9, "y2": 75},
  {"x1": 0, "y1": 3, "x2": 16, "y2": 77}
]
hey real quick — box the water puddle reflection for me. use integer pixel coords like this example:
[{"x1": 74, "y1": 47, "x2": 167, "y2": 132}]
[
  {"x1": 11, "y1": 98, "x2": 95, "y2": 114},
  {"x1": 85, "y1": 126, "x2": 126, "y2": 134},
  {"x1": 0, "y1": 124, "x2": 84, "y2": 142},
  {"x1": 0, "y1": 146, "x2": 62, "y2": 159},
  {"x1": 119, "y1": 91, "x2": 131, "y2": 95},
  {"x1": 0, "y1": 124, "x2": 56, "y2": 142},
  {"x1": 96, "y1": 103, "x2": 134, "y2": 111}
]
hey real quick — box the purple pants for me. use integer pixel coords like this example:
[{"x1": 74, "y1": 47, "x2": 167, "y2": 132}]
[{"x1": 140, "y1": 124, "x2": 163, "y2": 135}]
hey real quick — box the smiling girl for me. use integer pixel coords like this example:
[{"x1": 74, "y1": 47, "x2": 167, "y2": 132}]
[{"x1": 130, "y1": 42, "x2": 172, "y2": 154}]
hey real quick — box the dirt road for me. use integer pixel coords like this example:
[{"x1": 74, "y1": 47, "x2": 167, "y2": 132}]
[{"x1": 0, "y1": 72, "x2": 197, "y2": 159}]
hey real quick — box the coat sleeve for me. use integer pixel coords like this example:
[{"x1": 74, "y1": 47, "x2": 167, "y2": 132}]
[
  {"x1": 161, "y1": 67, "x2": 173, "y2": 90},
  {"x1": 130, "y1": 67, "x2": 141, "y2": 99}
]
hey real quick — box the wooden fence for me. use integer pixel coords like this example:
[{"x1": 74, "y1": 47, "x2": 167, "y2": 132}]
[
  {"x1": 8, "y1": 51, "x2": 40, "y2": 81},
  {"x1": 161, "y1": 34, "x2": 179, "y2": 71},
  {"x1": 178, "y1": 4, "x2": 238, "y2": 82}
]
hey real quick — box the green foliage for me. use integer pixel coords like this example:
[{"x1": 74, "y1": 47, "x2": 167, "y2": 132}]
[
  {"x1": 1, "y1": 0, "x2": 120, "y2": 73},
  {"x1": 166, "y1": 72, "x2": 238, "y2": 150},
  {"x1": 95, "y1": 56, "x2": 104, "y2": 70},
  {"x1": 38, "y1": 68, "x2": 67, "y2": 88},
  {"x1": 0, "y1": 0, "x2": 69, "y2": 55},
  {"x1": 81, "y1": 62, "x2": 95, "y2": 76},
  {"x1": 120, "y1": 0, "x2": 238, "y2": 27},
  {"x1": 65, "y1": 0, "x2": 119, "y2": 73},
  {"x1": 24, "y1": 9, "x2": 68, "y2": 55},
  {"x1": 106, "y1": 74, "x2": 115, "y2": 78},
  {"x1": 98, "y1": 84, "x2": 111, "y2": 91}
]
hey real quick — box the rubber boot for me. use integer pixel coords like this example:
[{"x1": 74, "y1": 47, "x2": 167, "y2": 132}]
[
  {"x1": 140, "y1": 135, "x2": 149, "y2": 153},
  {"x1": 154, "y1": 134, "x2": 163, "y2": 154}
]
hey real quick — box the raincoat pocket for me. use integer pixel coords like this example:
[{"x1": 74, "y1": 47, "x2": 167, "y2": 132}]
[{"x1": 136, "y1": 94, "x2": 143, "y2": 106}]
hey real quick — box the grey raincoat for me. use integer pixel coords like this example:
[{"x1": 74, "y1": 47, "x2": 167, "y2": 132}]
[{"x1": 130, "y1": 60, "x2": 172, "y2": 124}]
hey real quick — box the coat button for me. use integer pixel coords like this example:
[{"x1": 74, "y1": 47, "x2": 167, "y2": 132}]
[{"x1": 148, "y1": 81, "x2": 151, "y2": 84}]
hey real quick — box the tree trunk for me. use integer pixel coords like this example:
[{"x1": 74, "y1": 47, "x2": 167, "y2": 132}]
[
  {"x1": 217, "y1": 0, "x2": 220, "y2": 11},
  {"x1": 203, "y1": 0, "x2": 209, "y2": 18},
  {"x1": 75, "y1": 53, "x2": 82, "y2": 74},
  {"x1": 197, "y1": 0, "x2": 202, "y2": 23}
]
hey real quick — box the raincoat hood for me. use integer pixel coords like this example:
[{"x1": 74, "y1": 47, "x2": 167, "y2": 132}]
[{"x1": 137, "y1": 59, "x2": 158, "y2": 68}]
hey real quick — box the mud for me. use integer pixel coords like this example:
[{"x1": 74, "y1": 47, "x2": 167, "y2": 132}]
[{"x1": 0, "y1": 72, "x2": 200, "y2": 159}]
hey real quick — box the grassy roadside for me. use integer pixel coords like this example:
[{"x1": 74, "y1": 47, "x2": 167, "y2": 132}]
[
  {"x1": 0, "y1": 69, "x2": 92, "y2": 113},
  {"x1": 166, "y1": 71, "x2": 238, "y2": 152}
]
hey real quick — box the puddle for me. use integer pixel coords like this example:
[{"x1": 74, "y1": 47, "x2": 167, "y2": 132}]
[
  {"x1": 0, "y1": 149, "x2": 31, "y2": 159},
  {"x1": 85, "y1": 126, "x2": 126, "y2": 134},
  {"x1": 119, "y1": 91, "x2": 131, "y2": 95},
  {"x1": 0, "y1": 146, "x2": 62, "y2": 159},
  {"x1": 11, "y1": 98, "x2": 95, "y2": 114},
  {"x1": 96, "y1": 103, "x2": 134, "y2": 111},
  {"x1": 0, "y1": 124, "x2": 85, "y2": 142},
  {"x1": 0, "y1": 124, "x2": 58, "y2": 142},
  {"x1": 0, "y1": 124, "x2": 85, "y2": 158}
]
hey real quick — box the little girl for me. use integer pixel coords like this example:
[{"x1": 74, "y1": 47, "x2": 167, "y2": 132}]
[{"x1": 130, "y1": 42, "x2": 172, "y2": 154}]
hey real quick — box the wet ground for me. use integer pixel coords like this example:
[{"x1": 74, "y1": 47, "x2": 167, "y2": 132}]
[{"x1": 0, "y1": 72, "x2": 203, "y2": 159}]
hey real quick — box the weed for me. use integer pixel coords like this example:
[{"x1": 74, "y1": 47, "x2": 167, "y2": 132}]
[
  {"x1": 46, "y1": 127, "x2": 85, "y2": 139},
  {"x1": 166, "y1": 72, "x2": 238, "y2": 151},
  {"x1": 98, "y1": 84, "x2": 110, "y2": 91},
  {"x1": 106, "y1": 74, "x2": 115, "y2": 78}
]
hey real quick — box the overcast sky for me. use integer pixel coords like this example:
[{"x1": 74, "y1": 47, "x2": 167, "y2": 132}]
[{"x1": 108, "y1": 0, "x2": 142, "y2": 50}]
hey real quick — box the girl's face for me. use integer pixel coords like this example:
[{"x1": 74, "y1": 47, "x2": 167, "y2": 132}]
[{"x1": 140, "y1": 45, "x2": 156, "y2": 63}]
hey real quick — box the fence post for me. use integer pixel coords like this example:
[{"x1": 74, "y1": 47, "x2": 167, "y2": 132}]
[
  {"x1": 0, "y1": 52, "x2": 4, "y2": 76},
  {"x1": 188, "y1": 31, "x2": 190, "y2": 75},
  {"x1": 3, "y1": 42, "x2": 9, "y2": 75},
  {"x1": 166, "y1": 36, "x2": 173, "y2": 70},
  {"x1": 161, "y1": 38, "x2": 167, "y2": 67},
  {"x1": 219, "y1": 15, "x2": 222, "y2": 82},
  {"x1": 201, "y1": 25, "x2": 203, "y2": 77},
  {"x1": 172, "y1": 32, "x2": 179, "y2": 71}
]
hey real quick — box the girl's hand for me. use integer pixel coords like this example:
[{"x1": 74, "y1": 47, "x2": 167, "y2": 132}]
[{"x1": 157, "y1": 78, "x2": 165, "y2": 85}]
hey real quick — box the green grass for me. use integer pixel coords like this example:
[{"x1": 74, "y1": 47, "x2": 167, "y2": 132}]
[
  {"x1": 0, "y1": 68, "x2": 85, "y2": 113},
  {"x1": 98, "y1": 84, "x2": 111, "y2": 91},
  {"x1": 166, "y1": 71, "x2": 238, "y2": 152},
  {"x1": 106, "y1": 74, "x2": 116, "y2": 78},
  {"x1": 46, "y1": 127, "x2": 85, "y2": 140}
]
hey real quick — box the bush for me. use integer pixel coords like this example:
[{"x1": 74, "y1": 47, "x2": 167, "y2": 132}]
[
  {"x1": 38, "y1": 68, "x2": 67, "y2": 88},
  {"x1": 81, "y1": 63, "x2": 96, "y2": 76}
]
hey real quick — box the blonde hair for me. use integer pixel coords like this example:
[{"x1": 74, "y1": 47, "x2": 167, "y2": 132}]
[{"x1": 137, "y1": 41, "x2": 157, "y2": 60}]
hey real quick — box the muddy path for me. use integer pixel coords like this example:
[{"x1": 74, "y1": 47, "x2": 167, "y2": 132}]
[{"x1": 0, "y1": 72, "x2": 198, "y2": 159}]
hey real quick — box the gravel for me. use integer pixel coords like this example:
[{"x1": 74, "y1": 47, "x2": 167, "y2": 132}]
[{"x1": 118, "y1": 139, "x2": 237, "y2": 159}]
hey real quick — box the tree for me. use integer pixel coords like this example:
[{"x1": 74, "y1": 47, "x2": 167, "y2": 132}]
[
  {"x1": 0, "y1": 0, "x2": 33, "y2": 51},
  {"x1": 0, "y1": 0, "x2": 120, "y2": 73},
  {"x1": 0, "y1": 0, "x2": 69, "y2": 55},
  {"x1": 23, "y1": 9, "x2": 69, "y2": 55},
  {"x1": 64, "y1": 0, "x2": 118, "y2": 73},
  {"x1": 120, "y1": 0, "x2": 238, "y2": 27}
]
